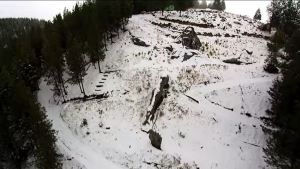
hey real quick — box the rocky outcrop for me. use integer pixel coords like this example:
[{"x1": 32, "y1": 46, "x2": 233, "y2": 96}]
[
  {"x1": 143, "y1": 76, "x2": 169, "y2": 125},
  {"x1": 181, "y1": 26, "x2": 201, "y2": 50}
]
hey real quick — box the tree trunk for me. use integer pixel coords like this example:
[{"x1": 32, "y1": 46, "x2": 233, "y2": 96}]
[
  {"x1": 110, "y1": 31, "x2": 113, "y2": 43},
  {"x1": 103, "y1": 38, "x2": 107, "y2": 51},
  {"x1": 80, "y1": 79, "x2": 86, "y2": 96},
  {"x1": 97, "y1": 60, "x2": 102, "y2": 73},
  {"x1": 122, "y1": 18, "x2": 125, "y2": 31},
  {"x1": 78, "y1": 81, "x2": 83, "y2": 93}
]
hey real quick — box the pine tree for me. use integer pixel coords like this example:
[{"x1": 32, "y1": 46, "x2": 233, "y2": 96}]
[
  {"x1": 268, "y1": 0, "x2": 299, "y2": 36},
  {"x1": 66, "y1": 38, "x2": 87, "y2": 96},
  {"x1": 253, "y1": 8, "x2": 262, "y2": 20},
  {"x1": 265, "y1": 1, "x2": 300, "y2": 168},
  {"x1": 221, "y1": 0, "x2": 226, "y2": 11},
  {"x1": 43, "y1": 21, "x2": 67, "y2": 101},
  {"x1": 209, "y1": 0, "x2": 225, "y2": 11}
]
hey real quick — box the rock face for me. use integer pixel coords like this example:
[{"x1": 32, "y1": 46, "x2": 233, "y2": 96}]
[
  {"x1": 143, "y1": 76, "x2": 169, "y2": 125},
  {"x1": 181, "y1": 26, "x2": 201, "y2": 50}
]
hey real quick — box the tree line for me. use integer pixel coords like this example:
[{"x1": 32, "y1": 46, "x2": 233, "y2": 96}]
[
  {"x1": 0, "y1": 18, "x2": 61, "y2": 169},
  {"x1": 0, "y1": 0, "x2": 198, "y2": 168},
  {"x1": 264, "y1": 0, "x2": 300, "y2": 168}
]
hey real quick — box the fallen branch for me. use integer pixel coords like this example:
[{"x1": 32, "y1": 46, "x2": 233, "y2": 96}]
[
  {"x1": 206, "y1": 97, "x2": 234, "y2": 111},
  {"x1": 183, "y1": 94, "x2": 199, "y2": 103},
  {"x1": 243, "y1": 141, "x2": 260, "y2": 147},
  {"x1": 62, "y1": 93, "x2": 109, "y2": 104}
]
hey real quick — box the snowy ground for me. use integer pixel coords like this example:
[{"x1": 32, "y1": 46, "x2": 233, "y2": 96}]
[{"x1": 38, "y1": 9, "x2": 277, "y2": 169}]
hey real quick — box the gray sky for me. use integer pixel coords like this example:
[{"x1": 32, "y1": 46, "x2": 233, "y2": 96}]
[
  {"x1": 0, "y1": 1, "x2": 80, "y2": 20},
  {"x1": 225, "y1": 1, "x2": 270, "y2": 22},
  {"x1": 0, "y1": 1, "x2": 271, "y2": 22}
]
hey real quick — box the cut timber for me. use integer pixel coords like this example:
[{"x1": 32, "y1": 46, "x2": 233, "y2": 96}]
[{"x1": 143, "y1": 76, "x2": 169, "y2": 125}]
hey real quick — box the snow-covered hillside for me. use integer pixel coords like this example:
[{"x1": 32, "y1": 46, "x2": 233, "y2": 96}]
[{"x1": 38, "y1": 9, "x2": 276, "y2": 169}]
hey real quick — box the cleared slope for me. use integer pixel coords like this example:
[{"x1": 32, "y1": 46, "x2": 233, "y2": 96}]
[{"x1": 38, "y1": 9, "x2": 276, "y2": 169}]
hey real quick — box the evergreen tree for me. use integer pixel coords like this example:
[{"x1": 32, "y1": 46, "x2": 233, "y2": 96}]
[
  {"x1": 66, "y1": 38, "x2": 87, "y2": 96},
  {"x1": 43, "y1": 21, "x2": 67, "y2": 101},
  {"x1": 265, "y1": 1, "x2": 300, "y2": 168},
  {"x1": 221, "y1": 0, "x2": 226, "y2": 11},
  {"x1": 209, "y1": 0, "x2": 225, "y2": 11},
  {"x1": 268, "y1": 0, "x2": 299, "y2": 36},
  {"x1": 254, "y1": 8, "x2": 262, "y2": 20}
]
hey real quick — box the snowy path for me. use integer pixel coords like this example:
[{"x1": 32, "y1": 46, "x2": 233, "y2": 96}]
[{"x1": 38, "y1": 85, "x2": 123, "y2": 169}]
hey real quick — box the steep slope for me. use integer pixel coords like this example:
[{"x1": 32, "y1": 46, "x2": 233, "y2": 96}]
[{"x1": 38, "y1": 9, "x2": 276, "y2": 169}]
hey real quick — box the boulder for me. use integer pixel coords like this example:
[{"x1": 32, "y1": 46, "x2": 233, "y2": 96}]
[
  {"x1": 223, "y1": 58, "x2": 243, "y2": 65},
  {"x1": 148, "y1": 129, "x2": 162, "y2": 150},
  {"x1": 131, "y1": 36, "x2": 150, "y2": 47},
  {"x1": 181, "y1": 26, "x2": 201, "y2": 50}
]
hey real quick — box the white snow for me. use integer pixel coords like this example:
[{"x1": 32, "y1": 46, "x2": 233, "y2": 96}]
[{"x1": 38, "y1": 9, "x2": 277, "y2": 169}]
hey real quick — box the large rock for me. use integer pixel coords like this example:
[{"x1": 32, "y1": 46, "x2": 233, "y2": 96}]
[
  {"x1": 181, "y1": 26, "x2": 201, "y2": 50},
  {"x1": 131, "y1": 36, "x2": 150, "y2": 47},
  {"x1": 148, "y1": 129, "x2": 162, "y2": 150}
]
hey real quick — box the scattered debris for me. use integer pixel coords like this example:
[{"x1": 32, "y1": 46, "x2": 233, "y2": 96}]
[
  {"x1": 80, "y1": 118, "x2": 88, "y2": 127},
  {"x1": 178, "y1": 131, "x2": 186, "y2": 138},
  {"x1": 182, "y1": 52, "x2": 197, "y2": 62},
  {"x1": 245, "y1": 113, "x2": 252, "y2": 117},
  {"x1": 165, "y1": 45, "x2": 173, "y2": 52},
  {"x1": 171, "y1": 55, "x2": 180, "y2": 60},
  {"x1": 236, "y1": 123, "x2": 242, "y2": 134}
]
